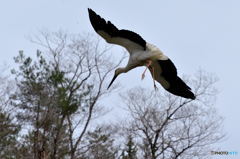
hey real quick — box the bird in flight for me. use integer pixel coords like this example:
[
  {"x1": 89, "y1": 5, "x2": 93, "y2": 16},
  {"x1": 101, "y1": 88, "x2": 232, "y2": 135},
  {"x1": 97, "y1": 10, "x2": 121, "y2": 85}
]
[{"x1": 88, "y1": 8, "x2": 195, "y2": 100}]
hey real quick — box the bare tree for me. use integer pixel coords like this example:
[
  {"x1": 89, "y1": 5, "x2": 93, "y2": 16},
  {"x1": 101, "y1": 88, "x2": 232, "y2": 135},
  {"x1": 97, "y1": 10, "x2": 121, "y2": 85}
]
[
  {"x1": 7, "y1": 30, "x2": 223, "y2": 159},
  {"x1": 120, "y1": 71, "x2": 224, "y2": 159},
  {"x1": 11, "y1": 31, "x2": 124, "y2": 159},
  {"x1": 77, "y1": 125, "x2": 119, "y2": 159}
]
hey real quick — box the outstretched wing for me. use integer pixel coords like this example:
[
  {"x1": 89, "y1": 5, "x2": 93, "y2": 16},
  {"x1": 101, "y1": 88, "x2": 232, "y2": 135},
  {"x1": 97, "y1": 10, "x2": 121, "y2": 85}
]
[
  {"x1": 150, "y1": 59, "x2": 195, "y2": 100},
  {"x1": 88, "y1": 8, "x2": 146, "y2": 53}
]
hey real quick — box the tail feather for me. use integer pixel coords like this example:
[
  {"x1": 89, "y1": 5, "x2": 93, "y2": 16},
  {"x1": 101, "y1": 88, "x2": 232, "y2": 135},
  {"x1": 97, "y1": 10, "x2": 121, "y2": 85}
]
[{"x1": 166, "y1": 76, "x2": 195, "y2": 100}]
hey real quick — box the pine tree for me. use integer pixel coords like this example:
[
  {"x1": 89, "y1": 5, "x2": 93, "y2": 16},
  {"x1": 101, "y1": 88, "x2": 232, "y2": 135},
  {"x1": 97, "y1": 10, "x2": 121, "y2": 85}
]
[
  {"x1": 0, "y1": 109, "x2": 20, "y2": 159},
  {"x1": 121, "y1": 135, "x2": 138, "y2": 159}
]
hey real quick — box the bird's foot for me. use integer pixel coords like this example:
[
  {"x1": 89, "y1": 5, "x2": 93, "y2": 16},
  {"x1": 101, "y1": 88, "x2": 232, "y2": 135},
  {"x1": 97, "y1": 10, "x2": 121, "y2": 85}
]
[
  {"x1": 141, "y1": 73, "x2": 145, "y2": 80},
  {"x1": 154, "y1": 84, "x2": 158, "y2": 91}
]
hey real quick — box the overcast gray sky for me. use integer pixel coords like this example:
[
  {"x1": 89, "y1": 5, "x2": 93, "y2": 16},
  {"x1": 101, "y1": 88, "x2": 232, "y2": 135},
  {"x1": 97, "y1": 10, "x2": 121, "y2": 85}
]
[{"x1": 1, "y1": 0, "x2": 239, "y2": 158}]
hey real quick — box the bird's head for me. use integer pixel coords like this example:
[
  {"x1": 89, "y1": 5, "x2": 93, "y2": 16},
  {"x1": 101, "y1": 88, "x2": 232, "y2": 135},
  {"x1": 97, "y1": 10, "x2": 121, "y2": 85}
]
[{"x1": 107, "y1": 67, "x2": 126, "y2": 89}]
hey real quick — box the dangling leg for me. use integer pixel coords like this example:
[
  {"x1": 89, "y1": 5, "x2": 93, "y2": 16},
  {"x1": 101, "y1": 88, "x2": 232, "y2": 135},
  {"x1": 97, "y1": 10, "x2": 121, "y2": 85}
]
[
  {"x1": 151, "y1": 66, "x2": 158, "y2": 91},
  {"x1": 141, "y1": 67, "x2": 147, "y2": 80},
  {"x1": 141, "y1": 60, "x2": 152, "y2": 80}
]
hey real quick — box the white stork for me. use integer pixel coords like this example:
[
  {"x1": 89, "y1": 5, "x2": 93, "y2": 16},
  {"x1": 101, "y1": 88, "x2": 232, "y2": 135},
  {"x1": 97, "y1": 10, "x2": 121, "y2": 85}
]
[{"x1": 88, "y1": 8, "x2": 195, "y2": 100}]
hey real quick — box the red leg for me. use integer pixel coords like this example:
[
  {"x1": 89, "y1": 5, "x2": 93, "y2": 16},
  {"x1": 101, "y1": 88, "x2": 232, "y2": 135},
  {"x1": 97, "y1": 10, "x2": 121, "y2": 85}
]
[
  {"x1": 151, "y1": 66, "x2": 158, "y2": 90},
  {"x1": 141, "y1": 60, "x2": 152, "y2": 80}
]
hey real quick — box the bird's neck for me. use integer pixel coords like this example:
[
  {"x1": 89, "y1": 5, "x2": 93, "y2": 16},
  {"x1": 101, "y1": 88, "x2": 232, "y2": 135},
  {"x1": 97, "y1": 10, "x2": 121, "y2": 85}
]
[
  {"x1": 118, "y1": 63, "x2": 140, "y2": 75},
  {"x1": 121, "y1": 65, "x2": 135, "y2": 73},
  {"x1": 119, "y1": 67, "x2": 128, "y2": 73}
]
